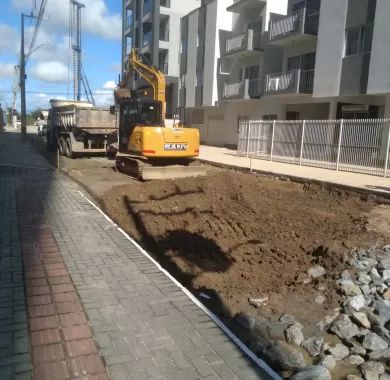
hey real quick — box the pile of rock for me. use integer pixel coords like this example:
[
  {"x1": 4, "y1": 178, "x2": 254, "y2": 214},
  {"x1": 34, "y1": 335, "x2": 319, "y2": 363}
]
[{"x1": 234, "y1": 245, "x2": 390, "y2": 379}]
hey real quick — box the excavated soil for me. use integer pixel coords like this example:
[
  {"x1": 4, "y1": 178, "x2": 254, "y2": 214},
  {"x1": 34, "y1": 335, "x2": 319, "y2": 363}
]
[{"x1": 100, "y1": 167, "x2": 390, "y2": 326}]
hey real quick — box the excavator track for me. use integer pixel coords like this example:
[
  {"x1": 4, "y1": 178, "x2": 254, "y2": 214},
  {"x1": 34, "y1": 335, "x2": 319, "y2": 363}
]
[{"x1": 115, "y1": 155, "x2": 206, "y2": 181}]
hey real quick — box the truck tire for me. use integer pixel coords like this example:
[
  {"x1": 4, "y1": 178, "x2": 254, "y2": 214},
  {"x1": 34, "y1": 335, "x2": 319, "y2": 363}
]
[
  {"x1": 65, "y1": 138, "x2": 74, "y2": 159},
  {"x1": 58, "y1": 137, "x2": 66, "y2": 156}
]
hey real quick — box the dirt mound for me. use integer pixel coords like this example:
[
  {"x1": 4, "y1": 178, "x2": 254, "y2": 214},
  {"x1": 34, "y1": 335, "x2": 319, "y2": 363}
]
[{"x1": 101, "y1": 168, "x2": 387, "y2": 326}]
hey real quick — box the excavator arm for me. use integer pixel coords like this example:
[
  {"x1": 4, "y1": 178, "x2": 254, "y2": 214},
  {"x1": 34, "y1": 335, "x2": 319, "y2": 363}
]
[{"x1": 115, "y1": 48, "x2": 166, "y2": 120}]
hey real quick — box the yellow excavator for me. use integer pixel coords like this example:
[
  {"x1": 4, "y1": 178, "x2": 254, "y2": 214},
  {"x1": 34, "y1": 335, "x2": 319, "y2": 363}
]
[{"x1": 112, "y1": 48, "x2": 206, "y2": 180}]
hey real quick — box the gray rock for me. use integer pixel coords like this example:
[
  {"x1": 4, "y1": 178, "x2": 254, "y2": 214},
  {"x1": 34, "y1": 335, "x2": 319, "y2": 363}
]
[
  {"x1": 320, "y1": 355, "x2": 336, "y2": 371},
  {"x1": 330, "y1": 315, "x2": 360, "y2": 340},
  {"x1": 383, "y1": 245, "x2": 390, "y2": 253},
  {"x1": 380, "y1": 374, "x2": 390, "y2": 380},
  {"x1": 352, "y1": 312, "x2": 371, "y2": 329},
  {"x1": 358, "y1": 328, "x2": 371, "y2": 337},
  {"x1": 359, "y1": 273, "x2": 373, "y2": 285},
  {"x1": 357, "y1": 258, "x2": 378, "y2": 270},
  {"x1": 362, "y1": 285, "x2": 372, "y2": 296},
  {"x1": 234, "y1": 313, "x2": 256, "y2": 330},
  {"x1": 372, "y1": 268, "x2": 384, "y2": 286},
  {"x1": 368, "y1": 348, "x2": 390, "y2": 361},
  {"x1": 382, "y1": 270, "x2": 390, "y2": 281},
  {"x1": 261, "y1": 341, "x2": 305, "y2": 371},
  {"x1": 347, "y1": 376, "x2": 363, "y2": 380},
  {"x1": 326, "y1": 343, "x2": 349, "y2": 361},
  {"x1": 360, "y1": 361, "x2": 385, "y2": 380},
  {"x1": 365, "y1": 308, "x2": 384, "y2": 327},
  {"x1": 318, "y1": 312, "x2": 340, "y2": 331},
  {"x1": 362, "y1": 332, "x2": 388, "y2": 351},
  {"x1": 371, "y1": 325, "x2": 390, "y2": 343},
  {"x1": 249, "y1": 339, "x2": 267, "y2": 355},
  {"x1": 301, "y1": 336, "x2": 323, "y2": 357},
  {"x1": 374, "y1": 300, "x2": 390, "y2": 324},
  {"x1": 342, "y1": 355, "x2": 365, "y2": 366},
  {"x1": 349, "y1": 295, "x2": 367, "y2": 311},
  {"x1": 285, "y1": 324, "x2": 304, "y2": 346},
  {"x1": 290, "y1": 366, "x2": 331, "y2": 380},
  {"x1": 280, "y1": 314, "x2": 298, "y2": 327},
  {"x1": 379, "y1": 257, "x2": 390, "y2": 270},
  {"x1": 315, "y1": 295, "x2": 326, "y2": 305},
  {"x1": 346, "y1": 339, "x2": 367, "y2": 356},
  {"x1": 248, "y1": 297, "x2": 268, "y2": 308},
  {"x1": 341, "y1": 270, "x2": 353, "y2": 281},
  {"x1": 341, "y1": 281, "x2": 363, "y2": 297},
  {"x1": 307, "y1": 265, "x2": 326, "y2": 279}
]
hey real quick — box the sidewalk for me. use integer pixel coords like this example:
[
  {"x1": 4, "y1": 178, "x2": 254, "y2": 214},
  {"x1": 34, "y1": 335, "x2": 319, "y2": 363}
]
[
  {"x1": 199, "y1": 145, "x2": 390, "y2": 196},
  {"x1": 0, "y1": 130, "x2": 273, "y2": 379}
]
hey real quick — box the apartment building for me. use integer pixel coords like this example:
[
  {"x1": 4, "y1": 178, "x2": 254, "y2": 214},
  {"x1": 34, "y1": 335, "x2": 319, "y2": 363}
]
[
  {"x1": 179, "y1": 0, "x2": 233, "y2": 108},
  {"x1": 183, "y1": 0, "x2": 390, "y2": 147},
  {"x1": 121, "y1": 0, "x2": 200, "y2": 117}
]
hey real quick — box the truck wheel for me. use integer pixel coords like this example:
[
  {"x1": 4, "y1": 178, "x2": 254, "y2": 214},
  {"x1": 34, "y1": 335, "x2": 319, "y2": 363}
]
[
  {"x1": 65, "y1": 138, "x2": 74, "y2": 159},
  {"x1": 58, "y1": 137, "x2": 66, "y2": 156}
]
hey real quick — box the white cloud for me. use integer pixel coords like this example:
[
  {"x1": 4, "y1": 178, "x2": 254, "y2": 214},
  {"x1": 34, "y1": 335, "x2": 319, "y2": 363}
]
[
  {"x1": 103, "y1": 80, "x2": 116, "y2": 90},
  {"x1": 93, "y1": 89, "x2": 113, "y2": 106},
  {"x1": 0, "y1": 24, "x2": 18, "y2": 53},
  {"x1": 0, "y1": 63, "x2": 15, "y2": 79},
  {"x1": 12, "y1": 0, "x2": 121, "y2": 40},
  {"x1": 30, "y1": 61, "x2": 69, "y2": 82}
]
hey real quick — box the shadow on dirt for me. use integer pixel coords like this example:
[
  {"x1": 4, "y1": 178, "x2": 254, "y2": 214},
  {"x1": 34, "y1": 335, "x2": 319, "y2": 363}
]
[{"x1": 123, "y1": 195, "x2": 234, "y2": 286}]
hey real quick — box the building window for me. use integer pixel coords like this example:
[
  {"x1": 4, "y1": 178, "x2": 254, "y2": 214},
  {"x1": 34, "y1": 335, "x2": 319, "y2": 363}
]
[
  {"x1": 180, "y1": 38, "x2": 187, "y2": 54},
  {"x1": 263, "y1": 115, "x2": 277, "y2": 121},
  {"x1": 345, "y1": 25, "x2": 374, "y2": 56},
  {"x1": 180, "y1": 74, "x2": 186, "y2": 89},
  {"x1": 160, "y1": 0, "x2": 170, "y2": 8},
  {"x1": 196, "y1": 70, "x2": 204, "y2": 86}
]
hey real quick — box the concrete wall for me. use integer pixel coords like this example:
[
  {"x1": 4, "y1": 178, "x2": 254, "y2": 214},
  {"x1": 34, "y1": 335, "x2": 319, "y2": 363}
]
[
  {"x1": 185, "y1": 10, "x2": 199, "y2": 107},
  {"x1": 367, "y1": 0, "x2": 390, "y2": 95},
  {"x1": 282, "y1": 40, "x2": 318, "y2": 71},
  {"x1": 313, "y1": 0, "x2": 348, "y2": 97}
]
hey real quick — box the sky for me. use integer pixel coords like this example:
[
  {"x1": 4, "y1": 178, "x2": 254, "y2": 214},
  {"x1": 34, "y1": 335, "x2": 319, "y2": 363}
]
[{"x1": 0, "y1": 0, "x2": 122, "y2": 111}]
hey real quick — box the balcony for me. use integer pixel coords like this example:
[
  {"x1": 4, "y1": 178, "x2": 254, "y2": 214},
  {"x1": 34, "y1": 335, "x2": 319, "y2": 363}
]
[
  {"x1": 223, "y1": 79, "x2": 262, "y2": 100},
  {"x1": 269, "y1": 8, "x2": 319, "y2": 46},
  {"x1": 159, "y1": 62, "x2": 168, "y2": 75},
  {"x1": 159, "y1": 28, "x2": 169, "y2": 42},
  {"x1": 225, "y1": 29, "x2": 262, "y2": 58},
  {"x1": 265, "y1": 69, "x2": 314, "y2": 96},
  {"x1": 227, "y1": 0, "x2": 266, "y2": 13}
]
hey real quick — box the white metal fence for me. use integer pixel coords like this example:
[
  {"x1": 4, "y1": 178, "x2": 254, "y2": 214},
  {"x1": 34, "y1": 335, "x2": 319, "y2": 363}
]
[{"x1": 238, "y1": 119, "x2": 390, "y2": 177}]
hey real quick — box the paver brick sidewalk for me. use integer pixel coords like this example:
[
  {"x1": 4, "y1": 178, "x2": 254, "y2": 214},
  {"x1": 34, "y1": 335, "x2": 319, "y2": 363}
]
[{"x1": 0, "y1": 132, "x2": 272, "y2": 379}]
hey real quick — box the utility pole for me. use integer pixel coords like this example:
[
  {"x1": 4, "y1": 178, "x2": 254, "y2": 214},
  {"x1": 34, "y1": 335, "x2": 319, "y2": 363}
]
[
  {"x1": 20, "y1": 13, "x2": 27, "y2": 136},
  {"x1": 13, "y1": 65, "x2": 20, "y2": 129},
  {"x1": 20, "y1": 13, "x2": 37, "y2": 137}
]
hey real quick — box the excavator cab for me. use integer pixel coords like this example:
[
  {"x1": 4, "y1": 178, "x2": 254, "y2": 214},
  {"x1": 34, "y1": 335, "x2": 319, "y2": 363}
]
[{"x1": 118, "y1": 99, "x2": 163, "y2": 151}]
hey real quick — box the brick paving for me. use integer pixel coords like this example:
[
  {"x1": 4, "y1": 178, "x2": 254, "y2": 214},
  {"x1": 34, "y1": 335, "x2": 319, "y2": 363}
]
[{"x1": 0, "y1": 131, "x2": 274, "y2": 380}]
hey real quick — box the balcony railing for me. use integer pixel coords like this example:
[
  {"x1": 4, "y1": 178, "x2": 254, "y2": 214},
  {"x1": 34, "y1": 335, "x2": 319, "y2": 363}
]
[
  {"x1": 143, "y1": 0, "x2": 153, "y2": 17},
  {"x1": 142, "y1": 31, "x2": 152, "y2": 47},
  {"x1": 159, "y1": 28, "x2": 169, "y2": 41},
  {"x1": 270, "y1": 8, "x2": 319, "y2": 43},
  {"x1": 223, "y1": 79, "x2": 262, "y2": 99},
  {"x1": 225, "y1": 28, "x2": 262, "y2": 56},
  {"x1": 265, "y1": 69, "x2": 314, "y2": 95},
  {"x1": 159, "y1": 62, "x2": 168, "y2": 74},
  {"x1": 126, "y1": 15, "x2": 132, "y2": 30}
]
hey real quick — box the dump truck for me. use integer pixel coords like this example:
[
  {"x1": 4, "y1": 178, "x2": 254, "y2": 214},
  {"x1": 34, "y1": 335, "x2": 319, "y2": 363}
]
[{"x1": 46, "y1": 99, "x2": 117, "y2": 158}]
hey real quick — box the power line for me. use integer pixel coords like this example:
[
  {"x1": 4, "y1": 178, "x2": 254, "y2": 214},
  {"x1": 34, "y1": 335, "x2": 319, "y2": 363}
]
[{"x1": 26, "y1": 0, "x2": 48, "y2": 63}]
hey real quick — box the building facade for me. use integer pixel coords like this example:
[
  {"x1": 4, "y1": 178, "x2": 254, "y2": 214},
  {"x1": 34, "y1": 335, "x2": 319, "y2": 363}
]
[
  {"x1": 182, "y1": 0, "x2": 390, "y2": 147},
  {"x1": 122, "y1": 0, "x2": 199, "y2": 117}
]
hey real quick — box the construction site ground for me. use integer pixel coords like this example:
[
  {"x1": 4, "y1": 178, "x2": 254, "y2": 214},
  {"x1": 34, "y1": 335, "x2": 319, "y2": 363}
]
[{"x1": 29, "y1": 133, "x2": 390, "y2": 330}]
